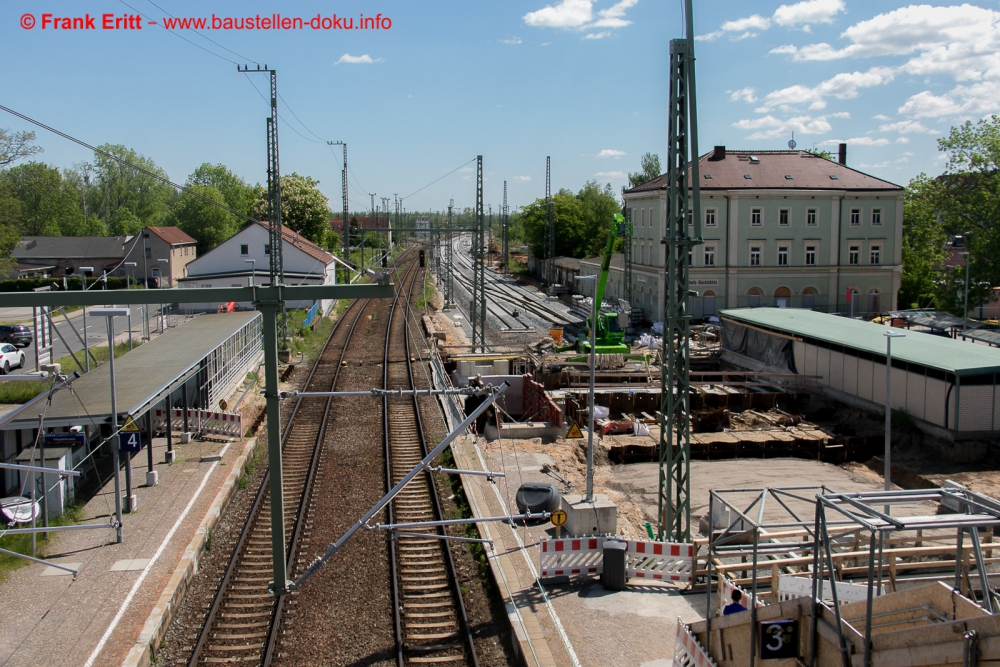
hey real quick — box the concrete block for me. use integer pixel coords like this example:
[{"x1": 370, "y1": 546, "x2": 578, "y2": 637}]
[
  {"x1": 124, "y1": 494, "x2": 138, "y2": 513},
  {"x1": 146, "y1": 471, "x2": 158, "y2": 487},
  {"x1": 164, "y1": 450, "x2": 176, "y2": 464},
  {"x1": 180, "y1": 432, "x2": 192, "y2": 444},
  {"x1": 40, "y1": 363, "x2": 61, "y2": 375},
  {"x1": 561, "y1": 493, "x2": 617, "y2": 536}
]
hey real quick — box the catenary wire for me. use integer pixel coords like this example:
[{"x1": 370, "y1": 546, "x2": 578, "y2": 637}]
[
  {"x1": 118, "y1": 0, "x2": 237, "y2": 65},
  {"x1": 401, "y1": 157, "x2": 477, "y2": 202},
  {"x1": 143, "y1": 0, "x2": 261, "y2": 65}
]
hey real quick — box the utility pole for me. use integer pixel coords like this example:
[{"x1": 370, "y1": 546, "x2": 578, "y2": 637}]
[
  {"x1": 446, "y1": 200, "x2": 454, "y2": 307},
  {"x1": 237, "y1": 62, "x2": 289, "y2": 592},
  {"x1": 502, "y1": 181, "x2": 509, "y2": 274},
  {"x1": 545, "y1": 156, "x2": 555, "y2": 291},
  {"x1": 657, "y1": 0, "x2": 703, "y2": 544},
  {"x1": 381, "y1": 197, "x2": 390, "y2": 254},
  {"x1": 327, "y1": 141, "x2": 348, "y2": 281},
  {"x1": 471, "y1": 156, "x2": 486, "y2": 351}
]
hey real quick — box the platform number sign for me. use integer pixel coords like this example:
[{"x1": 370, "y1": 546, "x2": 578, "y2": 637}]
[
  {"x1": 119, "y1": 414, "x2": 143, "y2": 454},
  {"x1": 759, "y1": 619, "x2": 797, "y2": 659}
]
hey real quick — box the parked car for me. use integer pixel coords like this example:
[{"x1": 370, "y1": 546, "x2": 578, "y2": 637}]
[
  {"x1": 0, "y1": 325, "x2": 32, "y2": 347},
  {"x1": 0, "y1": 343, "x2": 25, "y2": 374}
]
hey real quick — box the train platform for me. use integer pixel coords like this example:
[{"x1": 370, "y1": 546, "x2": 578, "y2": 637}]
[
  {"x1": 0, "y1": 430, "x2": 258, "y2": 667},
  {"x1": 449, "y1": 433, "x2": 705, "y2": 667}
]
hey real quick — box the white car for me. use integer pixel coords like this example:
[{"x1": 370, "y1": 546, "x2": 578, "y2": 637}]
[{"x1": 0, "y1": 343, "x2": 25, "y2": 374}]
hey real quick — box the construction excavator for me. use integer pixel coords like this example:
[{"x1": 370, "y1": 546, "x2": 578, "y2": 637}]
[{"x1": 578, "y1": 213, "x2": 630, "y2": 355}]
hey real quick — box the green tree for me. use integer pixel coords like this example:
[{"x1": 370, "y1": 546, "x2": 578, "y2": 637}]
[
  {"x1": 92, "y1": 144, "x2": 173, "y2": 229},
  {"x1": 520, "y1": 189, "x2": 585, "y2": 259},
  {"x1": 899, "y1": 174, "x2": 947, "y2": 309},
  {"x1": 252, "y1": 173, "x2": 330, "y2": 245},
  {"x1": 187, "y1": 163, "x2": 259, "y2": 218},
  {"x1": 577, "y1": 180, "x2": 622, "y2": 257},
  {"x1": 0, "y1": 162, "x2": 82, "y2": 236},
  {"x1": 933, "y1": 115, "x2": 1000, "y2": 311},
  {"x1": 0, "y1": 129, "x2": 42, "y2": 169},
  {"x1": 171, "y1": 185, "x2": 238, "y2": 254},
  {"x1": 628, "y1": 152, "x2": 661, "y2": 189}
]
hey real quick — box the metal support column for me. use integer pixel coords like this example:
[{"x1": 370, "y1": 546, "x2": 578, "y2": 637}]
[
  {"x1": 545, "y1": 156, "x2": 555, "y2": 289},
  {"x1": 446, "y1": 200, "x2": 454, "y2": 307},
  {"x1": 471, "y1": 156, "x2": 486, "y2": 351},
  {"x1": 502, "y1": 181, "x2": 509, "y2": 274},
  {"x1": 259, "y1": 301, "x2": 288, "y2": 594},
  {"x1": 657, "y1": 21, "x2": 703, "y2": 542}
]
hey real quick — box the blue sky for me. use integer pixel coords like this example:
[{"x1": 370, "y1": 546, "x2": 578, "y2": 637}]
[{"x1": 4, "y1": 0, "x2": 997, "y2": 214}]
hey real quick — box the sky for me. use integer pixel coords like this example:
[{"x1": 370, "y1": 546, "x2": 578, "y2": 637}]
[{"x1": 3, "y1": 0, "x2": 998, "y2": 214}]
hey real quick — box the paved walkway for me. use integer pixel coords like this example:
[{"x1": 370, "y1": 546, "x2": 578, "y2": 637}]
[{"x1": 0, "y1": 431, "x2": 255, "y2": 667}]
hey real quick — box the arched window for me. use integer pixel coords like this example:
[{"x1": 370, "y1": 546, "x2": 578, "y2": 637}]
[
  {"x1": 802, "y1": 287, "x2": 817, "y2": 310},
  {"x1": 774, "y1": 286, "x2": 791, "y2": 308},
  {"x1": 747, "y1": 287, "x2": 762, "y2": 308},
  {"x1": 867, "y1": 288, "x2": 880, "y2": 314},
  {"x1": 703, "y1": 290, "x2": 716, "y2": 315}
]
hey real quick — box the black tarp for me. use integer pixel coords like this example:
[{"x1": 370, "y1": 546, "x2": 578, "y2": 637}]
[{"x1": 722, "y1": 319, "x2": 796, "y2": 373}]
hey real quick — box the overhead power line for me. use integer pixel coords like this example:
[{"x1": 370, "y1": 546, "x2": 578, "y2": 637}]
[
  {"x1": 401, "y1": 157, "x2": 477, "y2": 202},
  {"x1": 0, "y1": 103, "x2": 260, "y2": 225}
]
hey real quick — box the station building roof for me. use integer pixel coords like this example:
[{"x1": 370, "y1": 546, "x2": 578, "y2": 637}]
[
  {"x1": 720, "y1": 308, "x2": 1000, "y2": 378},
  {"x1": 6, "y1": 311, "x2": 260, "y2": 429}
]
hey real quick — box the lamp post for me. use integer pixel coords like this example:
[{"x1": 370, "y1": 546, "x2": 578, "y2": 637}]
[
  {"x1": 91, "y1": 308, "x2": 131, "y2": 535},
  {"x1": 157, "y1": 258, "x2": 170, "y2": 335},
  {"x1": 962, "y1": 251, "x2": 970, "y2": 334},
  {"x1": 884, "y1": 329, "x2": 905, "y2": 514},
  {"x1": 124, "y1": 262, "x2": 137, "y2": 350},
  {"x1": 245, "y1": 259, "x2": 256, "y2": 287},
  {"x1": 576, "y1": 274, "x2": 599, "y2": 501},
  {"x1": 80, "y1": 267, "x2": 93, "y2": 373}
]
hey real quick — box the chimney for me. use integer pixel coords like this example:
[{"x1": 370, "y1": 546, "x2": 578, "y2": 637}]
[
  {"x1": 838, "y1": 143, "x2": 847, "y2": 166},
  {"x1": 712, "y1": 145, "x2": 726, "y2": 160}
]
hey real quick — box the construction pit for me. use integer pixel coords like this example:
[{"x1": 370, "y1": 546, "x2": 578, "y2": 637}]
[{"x1": 422, "y1": 307, "x2": 1000, "y2": 666}]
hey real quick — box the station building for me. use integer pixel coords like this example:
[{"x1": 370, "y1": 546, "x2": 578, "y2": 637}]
[
  {"x1": 622, "y1": 146, "x2": 903, "y2": 322},
  {"x1": 721, "y1": 308, "x2": 1000, "y2": 458}
]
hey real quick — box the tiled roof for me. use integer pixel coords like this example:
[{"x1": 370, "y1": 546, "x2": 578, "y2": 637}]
[
  {"x1": 146, "y1": 226, "x2": 197, "y2": 245},
  {"x1": 627, "y1": 150, "x2": 902, "y2": 193},
  {"x1": 256, "y1": 221, "x2": 334, "y2": 264}
]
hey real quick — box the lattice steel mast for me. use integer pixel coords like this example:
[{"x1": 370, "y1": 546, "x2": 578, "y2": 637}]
[
  {"x1": 502, "y1": 180, "x2": 509, "y2": 274},
  {"x1": 446, "y1": 200, "x2": 454, "y2": 307},
  {"x1": 545, "y1": 156, "x2": 555, "y2": 289},
  {"x1": 658, "y1": 0, "x2": 703, "y2": 544},
  {"x1": 470, "y1": 156, "x2": 486, "y2": 351},
  {"x1": 327, "y1": 141, "x2": 348, "y2": 279}
]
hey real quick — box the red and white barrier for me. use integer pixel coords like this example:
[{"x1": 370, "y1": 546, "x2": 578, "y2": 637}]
[
  {"x1": 718, "y1": 577, "x2": 766, "y2": 615},
  {"x1": 153, "y1": 407, "x2": 243, "y2": 438},
  {"x1": 538, "y1": 536, "x2": 694, "y2": 583},
  {"x1": 673, "y1": 617, "x2": 717, "y2": 667}
]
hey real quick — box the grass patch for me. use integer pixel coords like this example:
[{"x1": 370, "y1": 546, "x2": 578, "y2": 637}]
[
  {"x1": 416, "y1": 272, "x2": 437, "y2": 310},
  {"x1": 0, "y1": 380, "x2": 49, "y2": 404},
  {"x1": 0, "y1": 502, "x2": 85, "y2": 581},
  {"x1": 284, "y1": 309, "x2": 336, "y2": 363}
]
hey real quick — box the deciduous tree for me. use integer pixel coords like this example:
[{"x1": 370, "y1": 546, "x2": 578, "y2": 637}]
[
  {"x1": 171, "y1": 185, "x2": 238, "y2": 254},
  {"x1": 628, "y1": 152, "x2": 661, "y2": 189},
  {"x1": 252, "y1": 173, "x2": 330, "y2": 245},
  {"x1": 0, "y1": 129, "x2": 42, "y2": 169}
]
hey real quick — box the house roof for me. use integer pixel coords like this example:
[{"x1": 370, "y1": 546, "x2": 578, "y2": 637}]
[
  {"x1": 146, "y1": 226, "x2": 196, "y2": 246},
  {"x1": 255, "y1": 221, "x2": 334, "y2": 264},
  {"x1": 627, "y1": 149, "x2": 902, "y2": 194},
  {"x1": 721, "y1": 307, "x2": 1000, "y2": 377},
  {"x1": 13, "y1": 236, "x2": 131, "y2": 260}
]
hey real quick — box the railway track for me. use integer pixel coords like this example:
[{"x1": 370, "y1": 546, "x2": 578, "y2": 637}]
[
  {"x1": 186, "y1": 282, "x2": 387, "y2": 666},
  {"x1": 385, "y1": 266, "x2": 478, "y2": 665}
]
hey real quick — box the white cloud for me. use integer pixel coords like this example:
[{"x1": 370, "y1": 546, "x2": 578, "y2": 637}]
[
  {"x1": 873, "y1": 114, "x2": 892, "y2": 121},
  {"x1": 878, "y1": 120, "x2": 939, "y2": 134},
  {"x1": 594, "y1": 171, "x2": 626, "y2": 179},
  {"x1": 335, "y1": 53, "x2": 382, "y2": 65},
  {"x1": 523, "y1": 0, "x2": 638, "y2": 33},
  {"x1": 513, "y1": 175, "x2": 532, "y2": 182},
  {"x1": 859, "y1": 161, "x2": 890, "y2": 168},
  {"x1": 729, "y1": 87, "x2": 758, "y2": 103},
  {"x1": 597, "y1": 149, "x2": 626, "y2": 158},
  {"x1": 896, "y1": 136, "x2": 911, "y2": 144},
  {"x1": 818, "y1": 136, "x2": 890, "y2": 146},
  {"x1": 695, "y1": 31, "x2": 723, "y2": 42},
  {"x1": 722, "y1": 14, "x2": 770, "y2": 32},
  {"x1": 523, "y1": 0, "x2": 592, "y2": 28},
  {"x1": 733, "y1": 113, "x2": 838, "y2": 140},
  {"x1": 583, "y1": 31, "x2": 611, "y2": 39},
  {"x1": 499, "y1": 36, "x2": 522, "y2": 45},
  {"x1": 733, "y1": 31, "x2": 758, "y2": 41},
  {"x1": 459, "y1": 166, "x2": 475, "y2": 172},
  {"x1": 758, "y1": 66, "x2": 895, "y2": 111},
  {"x1": 772, "y1": 0, "x2": 845, "y2": 27}
]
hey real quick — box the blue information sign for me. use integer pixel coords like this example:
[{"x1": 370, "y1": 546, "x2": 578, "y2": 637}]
[
  {"x1": 43, "y1": 433, "x2": 87, "y2": 448},
  {"x1": 119, "y1": 431, "x2": 143, "y2": 454}
]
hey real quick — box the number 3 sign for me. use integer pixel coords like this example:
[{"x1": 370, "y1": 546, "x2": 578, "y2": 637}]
[{"x1": 759, "y1": 619, "x2": 797, "y2": 659}]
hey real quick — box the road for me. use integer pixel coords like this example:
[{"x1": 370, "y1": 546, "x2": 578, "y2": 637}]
[{"x1": 3, "y1": 304, "x2": 167, "y2": 375}]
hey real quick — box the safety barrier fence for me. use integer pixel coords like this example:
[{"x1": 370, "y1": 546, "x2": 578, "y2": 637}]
[
  {"x1": 153, "y1": 407, "x2": 243, "y2": 438},
  {"x1": 538, "y1": 536, "x2": 694, "y2": 582},
  {"x1": 672, "y1": 617, "x2": 717, "y2": 667}
]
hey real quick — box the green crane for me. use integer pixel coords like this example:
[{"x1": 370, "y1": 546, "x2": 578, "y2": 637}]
[{"x1": 578, "y1": 213, "x2": 630, "y2": 355}]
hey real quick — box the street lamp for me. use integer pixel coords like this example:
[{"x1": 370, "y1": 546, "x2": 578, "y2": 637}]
[
  {"x1": 80, "y1": 267, "x2": 93, "y2": 373},
  {"x1": 884, "y1": 329, "x2": 905, "y2": 513},
  {"x1": 245, "y1": 259, "x2": 256, "y2": 287},
  {"x1": 962, "y1": 251, "x2": 970, "y2": 334},
  {"x1": 90, "y1": 308, "x2": 131, "y2": 537},
  {"x1": 576, "y1": 274, "x2": 599, "y2": 501},
  {"x1": 124, "y1": 263, "x2": 137, "y2": 350},
  {"x1": 157, "y1": 258, "x2": 170, "y2": 335}
]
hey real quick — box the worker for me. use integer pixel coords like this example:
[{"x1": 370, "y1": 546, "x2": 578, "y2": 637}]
[{"x1": 723, "y1": 589, "x2": 748, "y2": 615}]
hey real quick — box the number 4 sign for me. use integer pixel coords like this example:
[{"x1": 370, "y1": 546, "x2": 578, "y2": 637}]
[
  {"x1": 759, "y1": 619, "x2": 797, "y2": 659},
  {"x1": 120, "y1": 414, "x2": 143, "y2": 454}
]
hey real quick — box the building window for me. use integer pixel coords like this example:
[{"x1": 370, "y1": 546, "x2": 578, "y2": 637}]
[
  {"x1": 240, "y1": 244, "x2": 249, "y2": 256},
  {"x1": 870, "y1": 244, "x2": 881, "y2": 265},
  {"x1": 747, "y1": 288, "x2": 762, "y2": 308},
  {"x1": 264, "y1": 244, "x2": 271, "y2": 255},
  {"x1": 687, "y1": 209, "x2": 693, "y2": 226},
  {"x1": 750, "y1": 246, "x2": 761, "y2": 267},
  {"x1": 803, "y1": 288, "x2": 816, "y2": 309},
  {"x1": 641, "y1": 208, "x2": 646, "y2": 228},
  {"x1": 778, "y1": 245, "x2": 789, "y2": 266},
  {"x1": 872, "y1": 208, "x2": 882, "y2": 226},
  {"x1": 703, "y1": 290, "x2": 716, "y2": 315},
  {"x1": 850, "y1": 208, "x2": 861, "y2": 226},
  {"x1": 751, "y1": 208, "x2": 762, "y2": 226},
  {"x1": 779, "y1": 209, "x2": 790, "y2": 226},
  {"x1": 704, "y1": 246, "x2": 715, "y2": 267},
  {"x1": 705, "y1": 208, "x2": 717, "y2": 226},
  {"x1": 145, "y1": 247, "x2": 152, "y2": 258},
  {"x1": 687, "y1": 248, "x2": 693, "y2": 265},
  {"x1": 805, "y1": 244, "x2": 816, "y2": 266},
  {"x1": 849, "y1": 244, "x2": 860, "y2": 265},
  {"x1": 807, "y1": 208, "x2": 817, "y2": 226}
]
